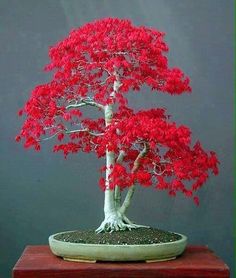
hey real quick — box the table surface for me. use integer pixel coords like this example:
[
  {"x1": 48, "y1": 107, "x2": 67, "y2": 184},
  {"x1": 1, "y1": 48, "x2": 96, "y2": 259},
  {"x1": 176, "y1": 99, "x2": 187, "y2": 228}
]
[{"x1": 13, "y1": 245, "x2": 230, "y2": 278}]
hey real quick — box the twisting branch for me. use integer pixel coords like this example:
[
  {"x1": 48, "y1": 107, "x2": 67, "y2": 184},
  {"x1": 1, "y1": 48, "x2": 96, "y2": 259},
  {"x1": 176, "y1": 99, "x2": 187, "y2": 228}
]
[
  {"x1": 119, "y1": 143, "x2": 150, "y2": 214},
  {"x1": 152, "y1": 160, "x2": 173, "y2": 176},
  {"x1": 152, "y1": 162, "x2": 166, "y2": 176}
]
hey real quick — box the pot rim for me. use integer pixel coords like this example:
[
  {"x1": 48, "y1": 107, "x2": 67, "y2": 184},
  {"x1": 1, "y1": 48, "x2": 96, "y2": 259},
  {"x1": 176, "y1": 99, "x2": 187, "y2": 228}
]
[{"x1": 49, "y1": 230, "x2": 187, "y2": 248}]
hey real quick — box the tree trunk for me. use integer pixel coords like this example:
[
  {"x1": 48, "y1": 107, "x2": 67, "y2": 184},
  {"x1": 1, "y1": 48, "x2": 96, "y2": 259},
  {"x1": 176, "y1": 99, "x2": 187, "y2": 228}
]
[
  {"x1": 103, "y1": 103, "x2": 116, "y2": 215},
  {"x1": 96, "y1": 140, "x2": 148, "y2": 233},
  {"x1": 96, "y1": 104, "x2": 122, "y2": 232},
  {"x1": 95, "y1": 77, "x2": 149, "y2": 233},
  {"x1": 103, "y1": 147, "x2": 117, "y2": 221}
]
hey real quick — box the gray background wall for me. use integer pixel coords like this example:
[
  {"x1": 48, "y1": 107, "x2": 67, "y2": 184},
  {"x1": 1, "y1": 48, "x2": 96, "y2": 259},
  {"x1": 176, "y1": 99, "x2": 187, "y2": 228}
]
[{"x1": 0, "y1": 0, "x2": 234, "y2": 277}]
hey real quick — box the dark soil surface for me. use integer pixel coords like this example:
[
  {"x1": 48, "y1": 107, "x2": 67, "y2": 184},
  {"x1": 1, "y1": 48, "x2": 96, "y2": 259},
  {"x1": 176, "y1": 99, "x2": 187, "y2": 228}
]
[{"x1": 54, "y1": 227, "x2": 182, "y2": 245}]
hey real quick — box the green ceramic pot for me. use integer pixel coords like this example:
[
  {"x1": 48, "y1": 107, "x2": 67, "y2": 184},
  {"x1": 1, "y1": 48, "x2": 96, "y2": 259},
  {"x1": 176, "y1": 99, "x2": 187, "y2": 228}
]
[{"x1": 49, "y1": 231, "x2": 187, "y2": 262}]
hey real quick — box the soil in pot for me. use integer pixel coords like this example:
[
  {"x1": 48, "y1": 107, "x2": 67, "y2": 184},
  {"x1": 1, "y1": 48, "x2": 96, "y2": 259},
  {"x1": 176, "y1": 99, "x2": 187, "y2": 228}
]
[{"x1": 54, "y1": 227, "x2": 182, "y2": 245}]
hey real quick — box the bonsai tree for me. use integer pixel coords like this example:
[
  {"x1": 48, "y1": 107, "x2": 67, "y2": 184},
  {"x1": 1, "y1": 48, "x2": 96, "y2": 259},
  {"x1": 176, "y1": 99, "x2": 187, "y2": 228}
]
[{"x1": 16, "y1": 18, "x2": 219, "y2": 233}]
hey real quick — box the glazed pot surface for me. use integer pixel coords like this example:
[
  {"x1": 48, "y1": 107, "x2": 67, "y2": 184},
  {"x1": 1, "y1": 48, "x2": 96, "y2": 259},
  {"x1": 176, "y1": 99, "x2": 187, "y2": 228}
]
[{"x1": 49, "y1": 230, "x2": 187, "y2": 262}]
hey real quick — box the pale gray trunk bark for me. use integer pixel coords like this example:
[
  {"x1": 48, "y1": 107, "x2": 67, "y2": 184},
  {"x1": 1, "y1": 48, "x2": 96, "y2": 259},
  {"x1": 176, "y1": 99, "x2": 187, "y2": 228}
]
[
  {"x1": 103, "y1": 104, "x2": 116, "y2": 220},
  {"x1": 95, "y1": 73, "x2": 149, "y2": 233}
]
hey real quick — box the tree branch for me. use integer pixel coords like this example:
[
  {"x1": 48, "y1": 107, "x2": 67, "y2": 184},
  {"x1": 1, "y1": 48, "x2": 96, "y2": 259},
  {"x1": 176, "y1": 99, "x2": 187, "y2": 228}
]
[
  {"x1": 119, "y1": 143, "x2": 149, "y2": 214},
  {"x1": 66, "y1": 99, "x2": 104, "y2": 111},
  {"x1": 152, "y1": 160, "x2": 173, "y2": 176},
  {"x1": 41, "y1": 131, "x2": 61, "y2": 141},
  {"x1": 65, "y1": 129, "x2": 104, "y2": 137},
  {"x1": 41, "y1": 128, "x2": 104, "y2": 141}
]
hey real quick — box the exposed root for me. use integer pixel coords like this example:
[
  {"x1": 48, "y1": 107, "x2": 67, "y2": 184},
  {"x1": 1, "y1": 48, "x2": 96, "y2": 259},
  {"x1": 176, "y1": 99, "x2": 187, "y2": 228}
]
[{"x1": 95, "y1": 213, "x2": 150, "y2": 233}]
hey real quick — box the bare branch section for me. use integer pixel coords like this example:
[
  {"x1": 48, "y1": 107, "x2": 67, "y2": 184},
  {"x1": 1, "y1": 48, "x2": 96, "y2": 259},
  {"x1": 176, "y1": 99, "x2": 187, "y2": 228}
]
[
  {"x1": 66, "y1": 98, "x2": 104, "y2": 111},
  {"x1": 66, "y1": 129, "x2": 104, "y2": 137},
  {"x1": 41, "y1": 128, "x2": 104, "y2": 141},
  {"x1": 41, "y1": 131, "x2": 61, "y2": 141},
  {"x1": 119, "y1": 143, "x2": 150, "y2": 214}
]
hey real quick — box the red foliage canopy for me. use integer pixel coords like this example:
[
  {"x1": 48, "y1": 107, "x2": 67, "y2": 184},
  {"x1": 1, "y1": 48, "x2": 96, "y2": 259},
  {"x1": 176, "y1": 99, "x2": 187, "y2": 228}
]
[{"x1": 16, "y1": 18, "x2": 219, "y2": 205}]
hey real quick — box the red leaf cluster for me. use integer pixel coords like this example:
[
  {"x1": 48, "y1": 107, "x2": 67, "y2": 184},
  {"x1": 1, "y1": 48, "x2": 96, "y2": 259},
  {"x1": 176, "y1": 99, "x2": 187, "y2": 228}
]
[{"x1": 99, "y1": 108, "x2": 219, "y2": 204}]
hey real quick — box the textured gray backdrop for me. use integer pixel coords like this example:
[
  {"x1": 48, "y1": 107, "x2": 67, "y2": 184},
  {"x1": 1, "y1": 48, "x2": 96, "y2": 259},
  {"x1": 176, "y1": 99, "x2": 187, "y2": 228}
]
[{"x1": 0, "y1": 0, "x2": 234, "y2": 277}]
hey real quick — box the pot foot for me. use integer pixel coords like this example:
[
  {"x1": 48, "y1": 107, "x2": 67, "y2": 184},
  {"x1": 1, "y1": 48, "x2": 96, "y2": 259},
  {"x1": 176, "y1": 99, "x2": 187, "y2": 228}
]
[
  {"x1": 146, "y1": 256, "x2": 176, "y2": 263},
  {"x1": 63, "y1": 257, "x2": 96, "y2": 263}
]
